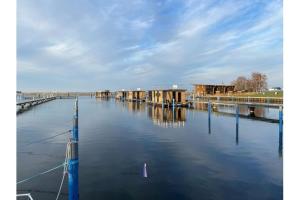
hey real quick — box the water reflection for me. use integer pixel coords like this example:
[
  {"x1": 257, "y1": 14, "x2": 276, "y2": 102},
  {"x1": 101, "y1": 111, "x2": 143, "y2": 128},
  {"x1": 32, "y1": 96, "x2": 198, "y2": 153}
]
[
  {"x1": 193, "y1": 102, "x2": 274, "y2": 119},
  {"x1": 148, "y1": 106, "x2": 186, "y2": 128},
  {"x1": 279, "y1": 130, "x2": 283, "y2": 157},
  {"x1": 236, "y1": 125, "x2": 239, "y2": 145},
  {"x1": 127, "y1": 101, "x2": 146, "y2": 113}
]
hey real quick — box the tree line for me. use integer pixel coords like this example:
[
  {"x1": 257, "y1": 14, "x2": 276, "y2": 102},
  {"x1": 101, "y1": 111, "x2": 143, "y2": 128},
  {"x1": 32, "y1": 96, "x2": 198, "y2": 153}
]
[{"x1": 231, "y1": 72, "x2": 268, "y2": 92}]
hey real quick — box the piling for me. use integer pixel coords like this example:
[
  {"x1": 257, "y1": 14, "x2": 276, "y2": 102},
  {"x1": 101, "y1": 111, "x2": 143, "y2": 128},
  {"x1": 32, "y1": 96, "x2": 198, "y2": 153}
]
[
  {"x1": 235, "y1": 104, "x2": 239, "y2": 145},
  {"x1": 208, "y1": 101, "x2": 211, "y2": 134},
  {"x1": 278, "y1": 106, "x2": 283, "y2": 157},
  {"x1": 68, "y1": 98, "x2": 79, "y2": 200},
  {"x1": 279, "y1": 106, "x2": 283, "y2": 135}
]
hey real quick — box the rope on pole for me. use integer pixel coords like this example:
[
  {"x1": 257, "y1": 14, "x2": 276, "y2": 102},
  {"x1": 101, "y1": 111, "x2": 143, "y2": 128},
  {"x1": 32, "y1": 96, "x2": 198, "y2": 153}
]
[
  {"x1": 55, "y1": 141, "x2": 70, "y2": 200},
  {"x1": 25, "y1": 130, "x2": 71, "y2": 146},
  {"x1": 17, "y1": 163, "x2": 65, "y2": 185},
  {"x1": 17, "y1": 193, "x2": 34, "y2": 200}
]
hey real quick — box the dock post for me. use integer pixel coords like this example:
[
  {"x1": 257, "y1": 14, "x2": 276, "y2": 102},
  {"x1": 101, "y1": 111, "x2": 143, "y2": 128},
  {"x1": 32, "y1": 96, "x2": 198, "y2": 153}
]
[
  {"x1": 68, "y1": 98, "x2": 79, "y2": 200},
  {"x1": 278, "y1": 106, "x2": 283, "y2": 157},
  {"x1": 279, "y1": 106, "x2": 283, "y2": 135},
  {"x1": 208, "y1": 101, "x2": 211, "y2": 134},
  {"x1": 236, "y1": 104, "x2": 239, "y2": 145}
]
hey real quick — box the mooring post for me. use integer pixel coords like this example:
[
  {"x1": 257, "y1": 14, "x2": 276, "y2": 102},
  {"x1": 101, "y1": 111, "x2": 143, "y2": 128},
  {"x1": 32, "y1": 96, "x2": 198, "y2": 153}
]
[
  {"x1": 208, "y1": 101, "x2": 211, "y2": 134},
  {"x1": 236, "y1": 104, "x2": 239, "y2": 145},
  {"x1": 68, "y1": 98, "x2": 79, "y2": 200},
  {"x1": 162, "y1": 95, "x2": 164, "y2": 109},
  {"x1": 278, "y1": 106, "x2": 283, "y2": 157},
  {"x1": 279, "y1": 106, "x2": 283, "y2": 134}
]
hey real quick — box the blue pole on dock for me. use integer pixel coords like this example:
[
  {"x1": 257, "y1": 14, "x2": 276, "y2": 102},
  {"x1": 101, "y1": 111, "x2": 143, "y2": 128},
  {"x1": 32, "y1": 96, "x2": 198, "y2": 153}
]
[
  {"x1": 235, "y1": 104, "x2": 239, "y2": 145},
  {"x1": 69, "y1": 98, "x2": 79, "y2": 200},
  {"x1": 279, "y1": 106, "x2": 283, "y2": 135},
  {"x1": 208, "y1": 101, "x2": 211, "y2": 134},
  {"x1": 278, "y1": 106, "x2": 283, "y2": 157}
]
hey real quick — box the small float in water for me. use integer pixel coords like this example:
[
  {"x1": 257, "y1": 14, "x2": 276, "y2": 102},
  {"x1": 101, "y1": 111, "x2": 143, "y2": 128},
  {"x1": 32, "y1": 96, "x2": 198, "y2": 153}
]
[{"x1": 143, "y1": 163, "x2": 147, "y2": 178}]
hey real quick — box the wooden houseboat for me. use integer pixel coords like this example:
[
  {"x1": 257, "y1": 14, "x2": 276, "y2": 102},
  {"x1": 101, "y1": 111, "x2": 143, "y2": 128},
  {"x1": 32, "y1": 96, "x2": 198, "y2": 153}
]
[{"x1": 147, "y1": 89, "x2": 188, "y2": 107}]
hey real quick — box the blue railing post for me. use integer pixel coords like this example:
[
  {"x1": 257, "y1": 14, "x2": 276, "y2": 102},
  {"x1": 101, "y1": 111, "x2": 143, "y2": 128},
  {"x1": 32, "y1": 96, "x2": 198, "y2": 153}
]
[
  {"x1": 69, "y1": 98, "x2": 79, "y2": 200},
  {"x1": 236, "y1": 104, "x2": 239, "y2": 145},
  {"x1": 278, "y1": 106, "x2": 283, "y2": 157},
  {"x1": 279, "y1": 106, "x2": 283, "y2": 135},
  {"x1": 208, "y1": 101, "x2": 211, "y2": 134}
]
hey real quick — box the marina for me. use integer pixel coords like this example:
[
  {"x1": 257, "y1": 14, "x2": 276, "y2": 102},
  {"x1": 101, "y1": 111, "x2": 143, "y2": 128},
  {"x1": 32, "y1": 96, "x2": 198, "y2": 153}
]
[{"x1": 17, "y1": 96, "x2": 283, "y2": 200}]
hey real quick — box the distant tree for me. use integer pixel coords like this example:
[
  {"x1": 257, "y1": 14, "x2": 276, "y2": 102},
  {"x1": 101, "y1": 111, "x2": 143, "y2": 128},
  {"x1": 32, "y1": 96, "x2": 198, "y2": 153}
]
[
  {"x1": 231, "y1": 76, "x2": 248, "y2": 91},
  {"x1": 250, "y1": 72, "x2": 267, "y2": 92},
  {"x1": 231, "y1": 72, "x2": 268, "y2": 92}
]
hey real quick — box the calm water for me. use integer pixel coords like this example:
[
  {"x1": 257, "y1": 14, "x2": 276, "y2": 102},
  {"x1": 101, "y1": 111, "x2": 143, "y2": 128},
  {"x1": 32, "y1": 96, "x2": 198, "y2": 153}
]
[{"x1": 17, "y1": 97, "x2": 283, "y2": 200}]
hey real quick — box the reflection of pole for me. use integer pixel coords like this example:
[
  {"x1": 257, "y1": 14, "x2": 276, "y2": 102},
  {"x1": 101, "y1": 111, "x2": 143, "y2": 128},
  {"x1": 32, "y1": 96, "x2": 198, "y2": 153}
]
[
  {"x1": 172, "y1": 98, "x2": 175, "y2": 110},
  {"x1": 69, "y1": 98, "x2": 79, "y2": 200},
  {"x1": 236, "y1": 104, "x2": 239, "y2": 145},
  {"x1": 208, "y1": 101, "x2": 211, "y2": 134},
  {"x1": 278, "y1": 106, "x2": 283, "y2": 157}
]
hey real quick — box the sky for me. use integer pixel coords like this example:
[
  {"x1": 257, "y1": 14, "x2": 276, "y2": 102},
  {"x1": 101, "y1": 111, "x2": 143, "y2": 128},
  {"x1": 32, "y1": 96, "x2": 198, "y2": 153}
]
[{"x1": 17, "y1": 0, "x2": 282, "y2": 92}]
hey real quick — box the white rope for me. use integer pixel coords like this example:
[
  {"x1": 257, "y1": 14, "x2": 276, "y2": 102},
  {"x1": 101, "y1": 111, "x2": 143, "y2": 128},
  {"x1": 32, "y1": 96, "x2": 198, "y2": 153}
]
[
  {"x1": 17, "y1": 193, "x2": 34, "y2": 200},
  {"x1": 55, "y1": 141, "x2": 70, "y2": 200},
  {"x1": 17, "y1": 163, "x2": 65, "y2": 184}
]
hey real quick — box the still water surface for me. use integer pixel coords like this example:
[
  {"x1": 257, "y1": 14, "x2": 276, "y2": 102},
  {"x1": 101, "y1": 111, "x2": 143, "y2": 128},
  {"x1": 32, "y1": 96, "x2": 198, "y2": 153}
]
[{"x1": 17, "y1": 97, "x2": 282, "y2": 200}]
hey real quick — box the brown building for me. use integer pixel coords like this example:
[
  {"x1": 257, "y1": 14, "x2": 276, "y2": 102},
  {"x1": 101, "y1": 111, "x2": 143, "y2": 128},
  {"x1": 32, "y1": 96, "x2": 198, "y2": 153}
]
[
  {"x1": 147, "y1": 89, "x2": 187, "y2": 106},
  {"x1": 193, "y1": 84, "x2": 235, "y2": 96},
  {"x1": 130, "y1": 90, "x2": 146, "y2": 101},
  {"x1": 96, "y1": 90, "x2": 111, "y2": 98}
]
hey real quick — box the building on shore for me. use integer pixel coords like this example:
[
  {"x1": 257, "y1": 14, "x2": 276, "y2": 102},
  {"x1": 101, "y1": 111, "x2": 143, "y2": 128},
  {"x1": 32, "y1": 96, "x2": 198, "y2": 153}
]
[
  {"x1": 193, "y1": 84, "x2": 235, "y2": 96},
  {"x1": 147, "y1": 89, "x2": 187, "y2": 107},
  {"x1": 95, "y1": 90, "x2": 111, "y2": 98}
]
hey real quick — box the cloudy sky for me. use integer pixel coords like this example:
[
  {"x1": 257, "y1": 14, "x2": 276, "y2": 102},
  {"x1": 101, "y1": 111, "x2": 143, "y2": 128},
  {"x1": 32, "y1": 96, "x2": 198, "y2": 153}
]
[{"x1": 17, "y1": 0, "x2": 282, "y2": 91}]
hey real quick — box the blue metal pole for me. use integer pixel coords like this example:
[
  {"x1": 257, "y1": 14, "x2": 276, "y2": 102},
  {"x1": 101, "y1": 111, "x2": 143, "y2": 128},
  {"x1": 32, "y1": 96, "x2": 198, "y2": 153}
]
[
  {"x1": 279, "y1": 106, "x2": 283, "y2": 135},
  {"x1": 69, "y1": 98, "x2": 79, "y2": 200},
  {"x1": 208, "y1": 101, "x2": 211, "y2": 134},
  {"x1": 278, "y1": 106, "x2": 283, "y2": 157},
  {"x1": 236, "y1": 104, "x2": 239, "y2": 145}
]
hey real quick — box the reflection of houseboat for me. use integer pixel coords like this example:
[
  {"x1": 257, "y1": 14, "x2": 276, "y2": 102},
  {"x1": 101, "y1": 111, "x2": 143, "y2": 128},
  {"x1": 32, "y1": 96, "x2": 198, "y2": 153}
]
[
  {"x1": 96, "y1": 90, "x2": 111, "y2": 98},
  {"x1": 126, "y1": 101, "x2": 146, "y2": 113},
  {"x1": 147, "y1": 89, "x2": 188, "y2": 107},
  {"x1": 148, "y1": 106, "x2": 186, "y2": 128}
]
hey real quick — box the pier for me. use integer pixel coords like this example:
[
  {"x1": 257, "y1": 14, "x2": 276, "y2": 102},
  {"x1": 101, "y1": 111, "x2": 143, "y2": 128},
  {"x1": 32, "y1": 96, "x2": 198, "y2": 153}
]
[{"x1": 17, "y1": 96, "x2": 56, "y2": 114}]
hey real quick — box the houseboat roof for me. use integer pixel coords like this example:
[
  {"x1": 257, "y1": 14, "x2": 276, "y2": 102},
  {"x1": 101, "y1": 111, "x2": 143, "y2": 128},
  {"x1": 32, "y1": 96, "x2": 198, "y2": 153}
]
[{"x1": 148, "y1": 89, "x2": 187, "y2": 92}]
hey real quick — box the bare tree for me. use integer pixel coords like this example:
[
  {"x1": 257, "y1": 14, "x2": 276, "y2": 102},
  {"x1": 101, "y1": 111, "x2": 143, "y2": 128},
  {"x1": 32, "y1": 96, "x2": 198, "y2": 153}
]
[
  {"x1": 231, "y1": 76, "x2": 248, "y2": 91},
  {"x1": 250, "y1": 72, "x2": 267, "y2": 92},
  {"x1": 232, "y1": 72, "x2": 267, "y2": 92}
]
